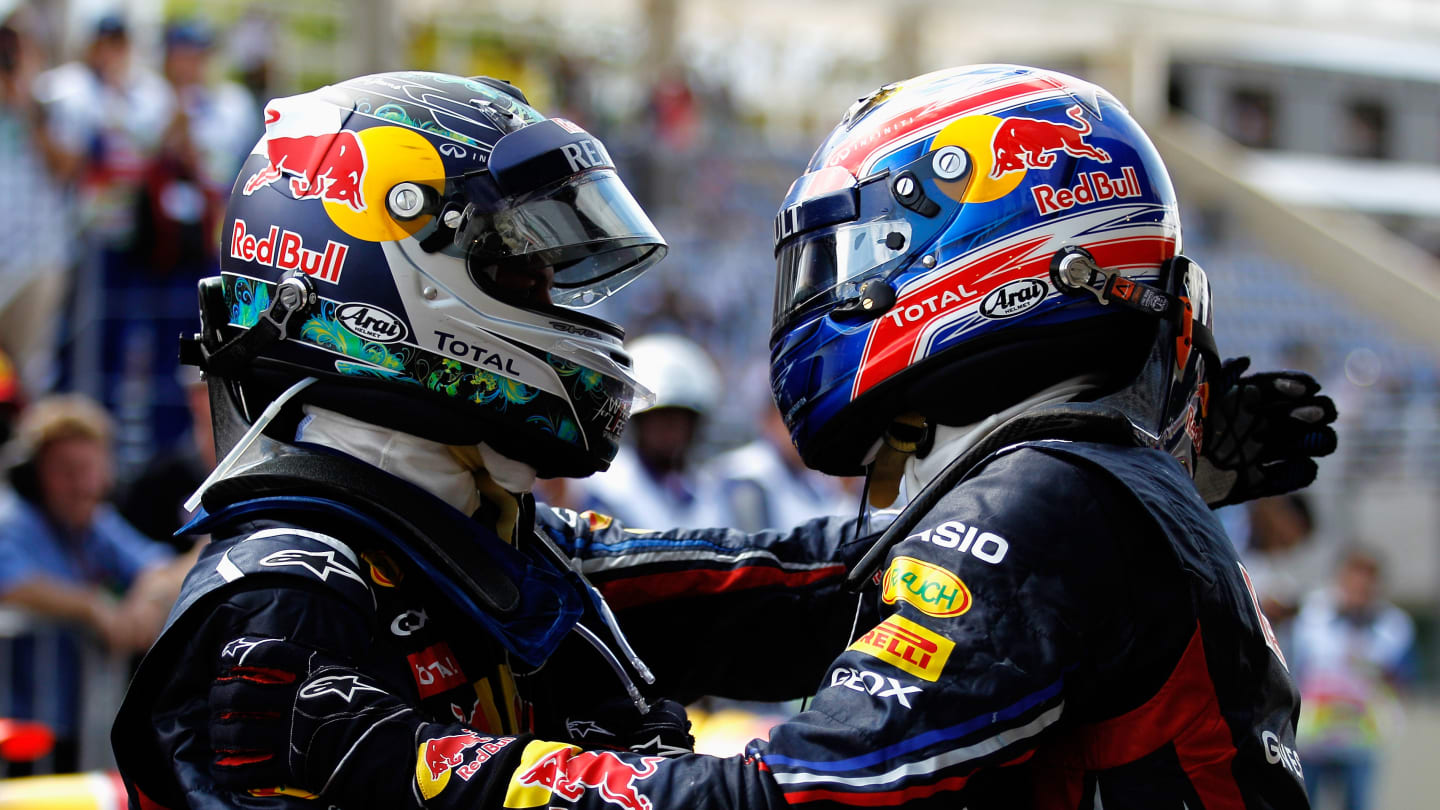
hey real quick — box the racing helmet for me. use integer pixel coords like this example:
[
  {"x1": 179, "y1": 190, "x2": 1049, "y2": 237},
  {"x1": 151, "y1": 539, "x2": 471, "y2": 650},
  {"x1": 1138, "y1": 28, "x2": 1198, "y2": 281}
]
[
  {"x1": 195, "y1": 71, "x2": 666, "y2": 478},
  {"x1": 770, "y1": 65, "x2": 1216, "y2": 476},
  {"x1": 627, "y1": 333, "x2": 720, "y2": 416}
]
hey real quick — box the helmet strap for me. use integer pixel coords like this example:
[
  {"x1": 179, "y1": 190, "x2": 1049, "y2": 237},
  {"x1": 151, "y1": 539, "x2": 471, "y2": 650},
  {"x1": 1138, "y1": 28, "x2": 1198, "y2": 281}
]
[
  {"x1": 1051, "y1": 246, "x2": 1181, "y2": 320},
  {"x1": 446, "y1": 444, "x2": 526, "y2": 542},
  {"x1": 186, "y1": 275, "x2": 318, "y2": 379},
  {"x1": 866, "y1": 412, "x2": 929, "y2": 508}
]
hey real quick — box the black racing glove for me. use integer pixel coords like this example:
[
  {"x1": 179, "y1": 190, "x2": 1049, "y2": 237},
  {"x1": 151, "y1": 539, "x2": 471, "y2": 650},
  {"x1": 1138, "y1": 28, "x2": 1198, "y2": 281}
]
[
  {"x1": 208, "y1": 636, "x2": 427, "y2": 801},
  {"x1": 1196, "y1": 357, "x2": 1338, "y2": 508},
  {"x1": 559, "y1": 697, "x2": 694, "y2": 757}
]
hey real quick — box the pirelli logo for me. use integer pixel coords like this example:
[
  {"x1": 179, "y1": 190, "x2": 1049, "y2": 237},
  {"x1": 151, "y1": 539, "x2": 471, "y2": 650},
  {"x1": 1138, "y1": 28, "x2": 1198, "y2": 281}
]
[{"x1": 848, "y1": 614, "x2": 954, "y2": 682}]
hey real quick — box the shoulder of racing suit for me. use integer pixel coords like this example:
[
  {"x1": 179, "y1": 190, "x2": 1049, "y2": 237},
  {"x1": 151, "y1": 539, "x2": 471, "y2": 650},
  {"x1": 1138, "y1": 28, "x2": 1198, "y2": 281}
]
[
  {"x1": 112, "y1": 523, "x2": 382, "y2": 810},
  {"x1": 747, "y1": 438, "x2": 1305, "y2": 809}
]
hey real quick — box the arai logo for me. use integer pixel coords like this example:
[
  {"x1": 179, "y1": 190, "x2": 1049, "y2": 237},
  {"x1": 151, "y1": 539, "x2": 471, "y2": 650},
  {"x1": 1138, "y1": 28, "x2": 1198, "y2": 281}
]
[
  {"x1": 979, "y1": 279, "x2": 1047, "y2": 319},
  {"x1": 336, "y1": 302, "x2": 406, "y2": 342}
]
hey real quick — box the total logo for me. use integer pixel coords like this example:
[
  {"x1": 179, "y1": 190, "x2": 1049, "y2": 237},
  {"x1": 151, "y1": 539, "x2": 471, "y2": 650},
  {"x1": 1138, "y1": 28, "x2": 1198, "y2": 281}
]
[{"x1": 230, "y1": 218, "x2": 348, "y2": 284}]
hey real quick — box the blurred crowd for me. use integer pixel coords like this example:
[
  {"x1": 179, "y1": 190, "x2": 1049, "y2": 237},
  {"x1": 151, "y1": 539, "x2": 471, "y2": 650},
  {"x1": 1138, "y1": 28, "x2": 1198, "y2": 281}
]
[
  {"x1": 0, "y1": 5, "x2": 1429, "y2": 799},
  {"x1": 0, "y1": 6, "x2": 260, "y2": 775},
  {"x1": 1226, "y1": 496, "x2": 1416, "y2": 810}
]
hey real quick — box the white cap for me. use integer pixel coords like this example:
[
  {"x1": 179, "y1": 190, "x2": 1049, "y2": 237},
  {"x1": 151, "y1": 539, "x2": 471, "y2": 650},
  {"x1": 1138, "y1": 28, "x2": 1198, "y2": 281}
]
[{"x1": 628, "y1": 333, "x2": 720, "y2": 416}]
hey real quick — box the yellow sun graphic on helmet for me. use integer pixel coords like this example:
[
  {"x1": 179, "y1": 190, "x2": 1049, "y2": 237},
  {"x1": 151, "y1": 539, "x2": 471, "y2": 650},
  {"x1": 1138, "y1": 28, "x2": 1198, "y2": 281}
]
[
  {"x1": 929, "y1": 115, "x2": 1026, "y2": 204},
  {"x1": 323, "y1": 125, "x2": 447, "y2": 242}
]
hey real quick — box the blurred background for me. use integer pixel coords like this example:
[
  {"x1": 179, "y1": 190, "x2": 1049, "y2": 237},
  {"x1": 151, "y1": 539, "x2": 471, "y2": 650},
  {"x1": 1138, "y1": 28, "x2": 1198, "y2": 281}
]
[{"x1": 0, "y1": 0, "x2": 1437, "y2": 807}]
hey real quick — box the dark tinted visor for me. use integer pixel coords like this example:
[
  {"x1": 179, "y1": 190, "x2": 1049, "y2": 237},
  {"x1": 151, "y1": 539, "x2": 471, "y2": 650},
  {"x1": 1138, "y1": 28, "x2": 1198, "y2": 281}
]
[
  {"x1": 452, "y1": 169, "x2": 666, "y2": 308},
  {"x1": 773, "y1": 217, "x2": 912, "y2": 323}
]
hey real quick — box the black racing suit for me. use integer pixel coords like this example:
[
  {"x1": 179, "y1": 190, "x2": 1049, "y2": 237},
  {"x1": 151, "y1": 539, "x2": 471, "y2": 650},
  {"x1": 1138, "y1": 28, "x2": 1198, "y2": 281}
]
[
  {"x1": 115, "y1": 438, "x2": 1307, "y2": 809},
  {"x1": 111, "y1": 445, "x2": 873, "y2": 809}
]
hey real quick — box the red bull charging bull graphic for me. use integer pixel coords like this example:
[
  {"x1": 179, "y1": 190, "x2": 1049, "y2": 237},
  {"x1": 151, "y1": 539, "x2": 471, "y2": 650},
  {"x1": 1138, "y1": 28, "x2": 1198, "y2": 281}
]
[
  {"x1": 988, "y1": 104, "x2": 1110, "y2": 178},
  {"x1": 242, "y1": 106, "x2": 369, "y2": 212},
  {"x1": 417, "y1": 733, "x2": 516, "y2": 799},
  {"x1": 423, "y1": 732, "x2": 487, "y2": 782},
  {"x1": 516, "y1": 749, "x2": 664, "y2": 810}
]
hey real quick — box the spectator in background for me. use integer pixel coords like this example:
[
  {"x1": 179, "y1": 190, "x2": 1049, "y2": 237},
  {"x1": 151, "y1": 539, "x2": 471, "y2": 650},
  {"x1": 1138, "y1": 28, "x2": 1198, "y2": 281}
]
[
  {"x1": 227, "y1": 10, "x2": 277, "y2": 103},
  {"x1": 1238, "y1": 493, "x2": 1323, "y2": 653},
  {"x1": 0, "y1": 395, "x2": 184, "y2": 774},
  {"x1": 0, "y1": 6, "x2": 75, "y2": 395},
  {"x1": 1291, "y1": 548, "x2": 1415, "y2": 810},
  {"x1": 146, "y1": 19, "x2": 258, "y2": 273},
  {"x1": 32, "y1": 14, "x2": 170, "y2": 255},
  {"x1": 573, "y1": 333, "x2": 727, "y2": 528},
  {"x1": 703, "y1": 406, "x2": 855, "y2": 532},
  {"x1": 91, "y1": 20, "x2": 259, "y2": 474},
  {"x1": 117, "y1": 365, "x2": 214, "y2": 552},
  {"x1": 0, "y1": 347, "x2": 19, "y2": 446},
  {"x1": 35, "y1": 14, "x2": 174, "y2": 472}
]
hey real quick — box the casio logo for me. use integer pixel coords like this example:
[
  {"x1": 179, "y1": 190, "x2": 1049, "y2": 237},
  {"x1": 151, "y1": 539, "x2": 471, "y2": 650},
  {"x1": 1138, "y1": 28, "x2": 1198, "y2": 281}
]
[{"x1": 907, "y1": 520, "x2": 1009, "y2": 565}]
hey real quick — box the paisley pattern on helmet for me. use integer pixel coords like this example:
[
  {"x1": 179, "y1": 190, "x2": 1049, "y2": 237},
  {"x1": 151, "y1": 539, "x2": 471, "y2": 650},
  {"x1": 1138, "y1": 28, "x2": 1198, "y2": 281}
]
[{"x1": 222, "y1": 275, "x2": 590, "y2": 446}]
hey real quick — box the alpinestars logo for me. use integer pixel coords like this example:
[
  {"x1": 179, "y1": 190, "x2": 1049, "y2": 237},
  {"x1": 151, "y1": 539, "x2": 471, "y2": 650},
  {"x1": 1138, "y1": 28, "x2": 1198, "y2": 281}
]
[
  {"x1": 221, "y1": 637, "x2": 279, "y2": 665},
  {"x1": 299, "y1": 674, "x2": 386, "y2": 703},
  {"x1": 565, "y1": 719, "x2": 614, "y2": 739},
  {"x1": 259, "y1": 548, "x2": 366, "y2": 585}
]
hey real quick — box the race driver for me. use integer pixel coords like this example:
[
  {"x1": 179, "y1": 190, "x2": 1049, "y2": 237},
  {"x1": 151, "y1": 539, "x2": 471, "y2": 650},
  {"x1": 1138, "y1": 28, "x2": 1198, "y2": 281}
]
[{"x1": 115, "y1": 67, "x2": 1331, "y2": 809}]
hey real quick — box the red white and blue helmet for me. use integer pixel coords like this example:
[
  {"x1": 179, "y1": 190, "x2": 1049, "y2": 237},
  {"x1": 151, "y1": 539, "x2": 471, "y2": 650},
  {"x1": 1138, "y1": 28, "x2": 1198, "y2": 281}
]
[
  {"x1": 770, "y1": 65, "x2": 1216, "y2": 475},
  {"x1": 203, "y1": 71, "x2": 666, "y2": 477}
]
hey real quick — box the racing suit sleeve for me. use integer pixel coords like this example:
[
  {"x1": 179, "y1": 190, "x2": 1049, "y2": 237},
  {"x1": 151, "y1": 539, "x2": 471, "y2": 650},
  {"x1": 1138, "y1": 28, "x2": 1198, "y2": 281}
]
[
  {"x1": 534, "y1": 505, "x2": 884, "y2": 701},
  {"x1": 115, "y1": 526, "x2": 397, "y2": 810},
  {"x1": 270, "y1": 448, "x2": 1160, "y2": 809}
]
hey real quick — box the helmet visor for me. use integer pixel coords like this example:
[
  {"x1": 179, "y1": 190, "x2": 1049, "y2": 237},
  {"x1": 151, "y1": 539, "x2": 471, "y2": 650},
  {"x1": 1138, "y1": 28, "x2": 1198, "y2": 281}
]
[
  {"x1": 773, "y1": 218, "x2": 912, "y2": 324},
  {"x1": 455, "y1": 170, "x2": 667, "y2": 308}
]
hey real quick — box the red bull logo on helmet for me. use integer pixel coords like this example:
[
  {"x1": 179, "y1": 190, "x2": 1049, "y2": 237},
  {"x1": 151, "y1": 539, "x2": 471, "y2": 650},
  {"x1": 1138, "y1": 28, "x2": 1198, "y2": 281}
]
[
  {"x1": 229, "y1": 218, "x2": 348, "y2": 284},
  {"x1": 516, "y1": 749, "x2": 663, "y2": 810},
  {"x1": 243, "y1": 104, "x2": 369, "y2": 212},
  {"x1": 988, "y1": 104, "x2": 1110, "y2": 179},
  {"x1": 238, "y1": 94, "x2": 449, "y2": 243}
]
